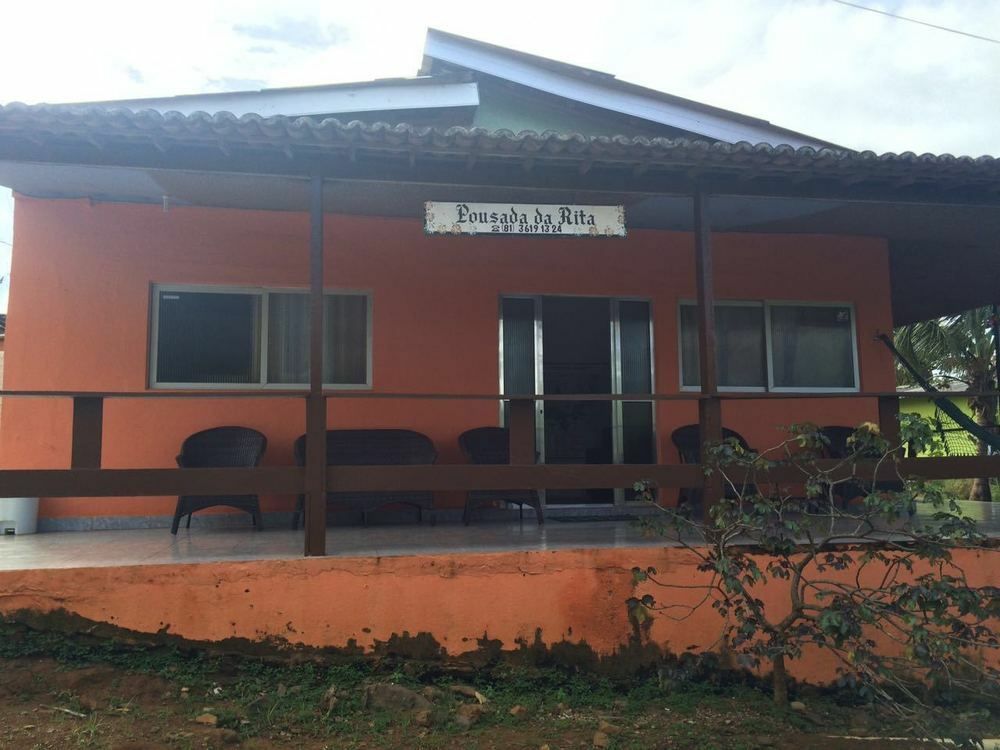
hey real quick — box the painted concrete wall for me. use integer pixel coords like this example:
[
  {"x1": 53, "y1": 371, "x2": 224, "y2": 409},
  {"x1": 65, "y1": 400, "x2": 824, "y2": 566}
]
[
  {"x1": 0, "y1": 342, "x2": 5, "y2": 427},
  {"x1": 0, "y1": 197, "x2": 897, "y2": 520},
  {"x1": 1, "y1": 545, "x2": 995, "y2": 683}
]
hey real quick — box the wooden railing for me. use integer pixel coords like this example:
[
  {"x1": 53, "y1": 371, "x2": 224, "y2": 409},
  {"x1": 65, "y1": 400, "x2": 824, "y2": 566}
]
[{"x1": 1, "y1": 389, "x2": 999, "y2": 556}]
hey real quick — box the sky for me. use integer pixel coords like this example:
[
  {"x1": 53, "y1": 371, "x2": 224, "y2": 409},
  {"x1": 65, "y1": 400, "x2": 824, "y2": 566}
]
[{"x1": 0, "y1": 0, "x2": 998, "y2": 311}]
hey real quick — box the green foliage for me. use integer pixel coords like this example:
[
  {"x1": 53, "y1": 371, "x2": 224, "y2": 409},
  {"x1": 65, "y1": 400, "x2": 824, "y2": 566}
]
[
  {"x1": 0, "y1": 629, "x2": 223, "y2": 687},
  {"x1": 894, "y1": 308, "x2": 999, "y2": 501},
  {"x1": 11, "y1": 622, "x2": 990, "y2": 747},
  {"x1": 479, "y1": 662, "x2": 620, "y2": 710},
  {"x1": 894, "y1": 308, "x2": 997, "y2": 391},
  {"x1": 634, "y1": 418, "x2": 1000, "y2": 747}
]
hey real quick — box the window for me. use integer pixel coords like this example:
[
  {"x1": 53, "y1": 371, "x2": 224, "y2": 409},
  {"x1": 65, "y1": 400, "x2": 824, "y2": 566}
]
[
  {"x1": 679, "y1": 301, "x2": 858, "y2": 392},
  {"x1": 152, "y1": 286, "x2": 370, "y2": 388},
  {"x1": 156, "y1": 291, "x2": 262, "y2": 385},
  {"x1": 267, "y1": 293, "x2": 369, "y2": 386},
  {"x1": 501, "y1": 297, "x2": 536, "y2": 396},
  {"x1": 768, "y1": 304, "x2": 856, "y2": 390},
  {"x1": 680, "y1": 303, "x2": 766, "y2": 389}
]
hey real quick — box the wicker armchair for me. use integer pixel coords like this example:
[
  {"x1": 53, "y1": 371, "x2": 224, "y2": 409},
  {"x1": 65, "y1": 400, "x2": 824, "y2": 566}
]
[
  {"x1": 172, "y1": 426, "x2": 267, "y2": 534},
  {"x1": 820, "y1": 425, "x2": 905, "y2": 503},
  {"x1": 670, "y1": 424, "x2": 755, "y2": 514},
  {"x1": 459, "y1": 426, "x2": 544, "y2": 525},
  {"x1": 291, "y1": 429, "x2": 437, "y2": 528}
]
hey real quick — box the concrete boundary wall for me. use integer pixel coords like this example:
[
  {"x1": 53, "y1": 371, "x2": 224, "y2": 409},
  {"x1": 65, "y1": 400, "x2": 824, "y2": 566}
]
[{"x1": 2, "y1": 545, "x2": 997, "y2": 683}]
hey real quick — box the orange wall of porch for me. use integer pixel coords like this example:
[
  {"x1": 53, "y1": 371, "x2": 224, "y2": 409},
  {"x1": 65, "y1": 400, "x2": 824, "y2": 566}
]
[
  {"x1": 1, "y1": 198, "x2": 896, "y2": 519},
  {"x1": 2, "y1": 546, "x2": 996, "y2": 684}
]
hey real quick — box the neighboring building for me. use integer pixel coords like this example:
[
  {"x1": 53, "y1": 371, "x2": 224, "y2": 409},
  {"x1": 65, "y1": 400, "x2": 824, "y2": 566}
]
[
  {"x1": 900, "y1": 384, "x2": 993, "y2": 456},
  {"x1": 0, "y1": 30, "x2": 997, "y2": 531}
]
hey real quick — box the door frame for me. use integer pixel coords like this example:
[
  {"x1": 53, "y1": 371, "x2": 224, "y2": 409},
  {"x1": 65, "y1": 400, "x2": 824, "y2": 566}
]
[
  {"x1": 499, "y1": 293, "x2": 656, "y2": 508},
  {"x1": 498, "y1": 294, "x2": 546, "y2": 465}
]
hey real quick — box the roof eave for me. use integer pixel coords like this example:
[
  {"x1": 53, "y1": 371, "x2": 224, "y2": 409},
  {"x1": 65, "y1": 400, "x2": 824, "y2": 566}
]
[
  {"x1": 0, "y1": 106, "x2": 997, "y2": 206},
  {"x1": 38, "y1": 78, "x2": 481, "y2": 120}
]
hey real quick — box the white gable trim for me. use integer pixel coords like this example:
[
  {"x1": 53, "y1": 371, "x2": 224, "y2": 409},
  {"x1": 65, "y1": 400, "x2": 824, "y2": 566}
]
[
  {"x1": 424, "y1": 30, "x2": 822, "y2": 148},
  {"x1": 88, "y1": 80, "x2": 480, "y2": 118}
]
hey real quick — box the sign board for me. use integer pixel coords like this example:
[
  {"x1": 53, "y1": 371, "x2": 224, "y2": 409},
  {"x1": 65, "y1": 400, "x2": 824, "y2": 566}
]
[{"x1": 425, "y1": 202, "x2": 626, "y2": 237}]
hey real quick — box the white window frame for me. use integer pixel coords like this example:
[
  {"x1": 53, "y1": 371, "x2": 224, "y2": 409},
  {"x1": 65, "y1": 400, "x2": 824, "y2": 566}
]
[
  {"x1": 149, "y1": 283, "x2": 373, "y2": 390},
  {"x1": 764, "y1": 300, "x2": 860, "y2": 394},
  {"x1": 677, "y1": 299, "x2": 860, "y2": 394}
]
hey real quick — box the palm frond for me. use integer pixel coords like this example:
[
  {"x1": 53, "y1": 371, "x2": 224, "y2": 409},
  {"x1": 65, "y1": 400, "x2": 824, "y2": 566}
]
[{"x1": 894, "y1": 307, "x2": 997, "y2": 389}]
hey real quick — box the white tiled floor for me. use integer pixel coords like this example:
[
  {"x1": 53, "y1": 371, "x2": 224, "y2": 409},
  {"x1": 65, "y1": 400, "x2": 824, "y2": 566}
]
[
  {"x1": 0, "y1": 519, "x2": 667, "y2": 571},
  {"x1": 2, "y1": 501, "x2": 997, "y2": 572}
]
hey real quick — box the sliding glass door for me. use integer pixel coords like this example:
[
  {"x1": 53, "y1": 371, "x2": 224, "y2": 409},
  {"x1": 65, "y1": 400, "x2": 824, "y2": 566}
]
[
  {"x1": 500, "y1": 295, "x2": 655, "y2": 506},
  {"x1": 616, "y1": 300, "x2": 655, "y2": 467}
]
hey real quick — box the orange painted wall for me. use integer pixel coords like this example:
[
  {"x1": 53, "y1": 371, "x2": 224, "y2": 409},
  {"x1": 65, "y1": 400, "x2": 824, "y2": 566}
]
[
  {"x1": 1, "y1": 546, "x2": 995, "y2": 683},
  {"x1": 0, "y1": 197, "x2": 896, "y2": 519}
]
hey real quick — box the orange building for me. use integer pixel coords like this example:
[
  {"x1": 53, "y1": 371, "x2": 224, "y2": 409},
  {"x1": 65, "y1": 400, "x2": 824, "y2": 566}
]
[
  {"x1": 0, "y1": 30, "x2": 999, "y2": 678},
  {"x1": 0, "y1": 29, "x2": 996, "y2": 540},
  {"x1": 1, "y1": 197, "x2": 897, "y2": 526}
]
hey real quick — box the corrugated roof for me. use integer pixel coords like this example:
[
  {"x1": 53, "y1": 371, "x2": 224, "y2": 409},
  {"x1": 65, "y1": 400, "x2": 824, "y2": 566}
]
[
  {"x1": 0, "y1": 102, "x2": 996, "y2": 171},
  {"x1": 0, "y1": 104, "x2": 997, "y2": 326}
]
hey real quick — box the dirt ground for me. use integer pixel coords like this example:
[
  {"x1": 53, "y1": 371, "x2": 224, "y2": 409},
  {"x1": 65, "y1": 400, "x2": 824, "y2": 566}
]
[{"x1": 1, "y1": 654, "x2": 971, "y2": 750}]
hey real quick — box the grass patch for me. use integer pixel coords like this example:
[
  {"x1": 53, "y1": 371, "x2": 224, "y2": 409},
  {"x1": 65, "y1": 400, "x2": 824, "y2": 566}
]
[{"x1": 4, "y1": 623, "x2": 996, "y2": 749}]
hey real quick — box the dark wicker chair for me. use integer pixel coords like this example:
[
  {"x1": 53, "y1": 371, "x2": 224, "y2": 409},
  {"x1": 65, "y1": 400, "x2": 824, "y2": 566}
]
[
  {"x1": 670, "y1": 424, "x2": 755, "y2": 514},
  {"x1": 172, "y1": 426, "x2": 267, "y2": 534},
  {"x1": 458, "y1": 426, "x2": 544, "y2": 525},
  {"x1": 820, "y1": 425, "x2": 905, "y2": 503},
  {"x1": 291, "y1": 429, "x2": 437, "y2": 528}
]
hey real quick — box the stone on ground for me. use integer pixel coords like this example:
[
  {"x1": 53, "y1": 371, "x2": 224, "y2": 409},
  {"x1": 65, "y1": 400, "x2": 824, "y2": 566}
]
[
  {"x1": 454, "y1": 702, "x2": 486, "y2": 729},
  {"x1": 206, "y1": 728, "x2": 240, "y2": 747},
  {"x1": 322, "y1": 685, "x2": 339, "y2": 712},
  {"x1": 598, "y1": 719, "x2": 621, "y2": 735},
  {"x1": 420, "y1": 686, "x2": 444, "y2": 701},
  {"x1": 448, "y1": 684, "x2": 488, "y2": 703},
  {"x1": 363, "y1": 683, "x2": 433, "y2": 712}
]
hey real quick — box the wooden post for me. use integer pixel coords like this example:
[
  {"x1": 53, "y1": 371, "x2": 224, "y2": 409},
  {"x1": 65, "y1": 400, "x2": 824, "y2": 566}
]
[
  {"x1": 71, "y1": 396, "x2": 103, "y2": 469},
  {"x1": 694, "y1": 189, "x2": 723, "y2": 508},
  {"x1": 878, "y1": 395, "x2": 901, "y2": 450},
  {"x1": 508, "y1": 398, "x2": 535, "y2": 465},
  {"x1": 304, "y1": 176, "x2": 328, "y2": 557}
]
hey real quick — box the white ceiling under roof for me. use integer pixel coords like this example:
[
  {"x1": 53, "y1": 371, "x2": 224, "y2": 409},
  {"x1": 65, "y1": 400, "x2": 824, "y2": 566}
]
[
  {"x1": 421, "y1": 29, "x2": 831, "y2": 148},
  {"x1": 71, "y1": 79, "x2": 479, "y2": 119},
  {"x1": 9, "y1": 159, "x2": 993, "y2": 243}
]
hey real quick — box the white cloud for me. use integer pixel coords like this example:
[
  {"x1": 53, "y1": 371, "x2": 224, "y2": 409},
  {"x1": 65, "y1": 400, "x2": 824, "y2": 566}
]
[{"x1": 0, "y1": 0, "x2": 998, "y2": 311}]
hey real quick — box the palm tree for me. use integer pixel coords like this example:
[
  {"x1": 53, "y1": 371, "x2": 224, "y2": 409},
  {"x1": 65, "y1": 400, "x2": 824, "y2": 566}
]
[{"x1": 894, "y1": 307, "x2": 998, "y2": 501}]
